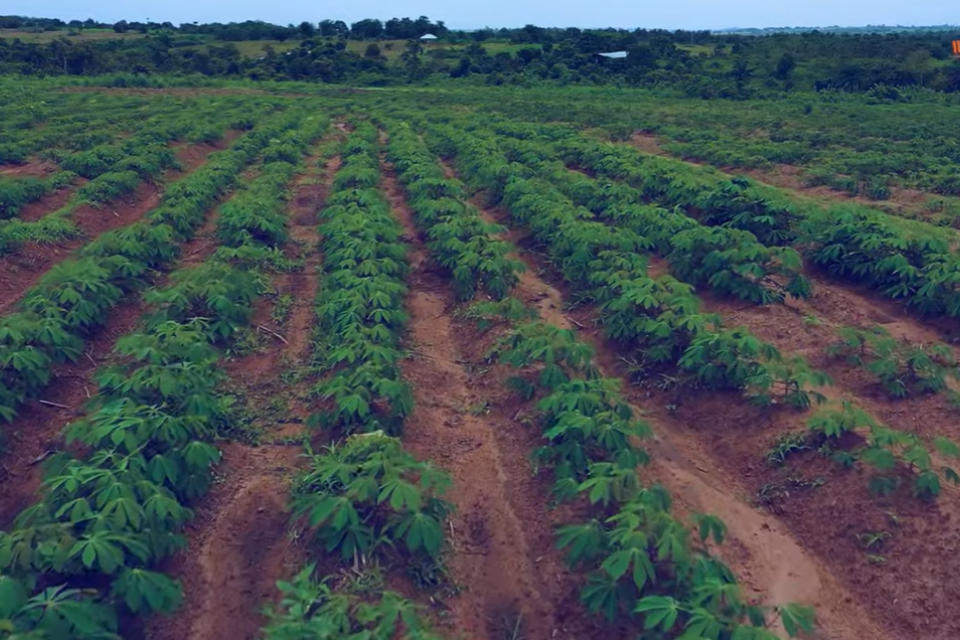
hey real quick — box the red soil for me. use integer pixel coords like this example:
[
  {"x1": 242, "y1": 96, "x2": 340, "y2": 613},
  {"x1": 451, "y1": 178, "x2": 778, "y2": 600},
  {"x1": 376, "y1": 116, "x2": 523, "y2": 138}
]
[
  {"x1": 452, "y1": 165, "x2": 894, "y2": 639},
  {"x1": 382, "y1": 157, "x2": 578, "y2": 640},
  {"x1": 0, "y1": 142, "x2": 223, "y2": 315},
  {"x1": 145, "y1": 146, "x2": 333, "y2": 640},
  {"x1": 18, "y1": 178, "x2": 87, "y2": 222},
  {"x1": 0, "y1": 160, "x2": 59, "y2": 179},
  {"x1": 0, "y1": 299, "x2": 145, "y2": 527},
  {"x1": 684, "y1": 268, "x2": 960, "y2": 640}
]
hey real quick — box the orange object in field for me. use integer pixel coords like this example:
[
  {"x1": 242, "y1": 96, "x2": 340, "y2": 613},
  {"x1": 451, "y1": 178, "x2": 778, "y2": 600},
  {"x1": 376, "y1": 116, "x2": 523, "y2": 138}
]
[{"x1": 953, "y1": 40, "x2": 960, "y2": 57}]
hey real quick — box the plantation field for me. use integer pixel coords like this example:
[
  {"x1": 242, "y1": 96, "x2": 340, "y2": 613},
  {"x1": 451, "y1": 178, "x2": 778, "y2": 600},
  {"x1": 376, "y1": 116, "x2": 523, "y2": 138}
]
[{"x1": 4, "y1": 78, "x2": 960, "y2": 640}]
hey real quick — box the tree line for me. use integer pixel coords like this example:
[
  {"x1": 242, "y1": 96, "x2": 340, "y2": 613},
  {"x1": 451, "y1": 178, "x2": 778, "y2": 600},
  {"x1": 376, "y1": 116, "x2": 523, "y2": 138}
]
[{"x1": 1, "y1": 14, "x2": 959, "y2": 97}]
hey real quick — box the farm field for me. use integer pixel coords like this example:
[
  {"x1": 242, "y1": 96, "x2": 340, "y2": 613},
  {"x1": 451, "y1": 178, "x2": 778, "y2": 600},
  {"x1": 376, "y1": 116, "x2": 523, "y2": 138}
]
[{"x1": 3, "y1": 78, "x2": 960, "y2": 640}]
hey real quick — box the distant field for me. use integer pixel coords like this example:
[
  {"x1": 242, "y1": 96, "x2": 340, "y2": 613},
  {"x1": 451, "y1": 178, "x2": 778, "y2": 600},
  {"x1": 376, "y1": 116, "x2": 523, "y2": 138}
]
[{"x1": 0, "y1": 28, "x2": 145, "y2": 42}]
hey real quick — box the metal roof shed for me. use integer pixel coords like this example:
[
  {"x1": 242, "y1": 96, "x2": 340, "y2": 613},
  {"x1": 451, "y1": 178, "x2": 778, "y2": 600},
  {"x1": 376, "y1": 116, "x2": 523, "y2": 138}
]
[
  {"x1": 597, "y1": 51, "x2": 628, "y2": 59},
  {"x1": 420, "y1": 34, "x2": 439, "y2": 40}
]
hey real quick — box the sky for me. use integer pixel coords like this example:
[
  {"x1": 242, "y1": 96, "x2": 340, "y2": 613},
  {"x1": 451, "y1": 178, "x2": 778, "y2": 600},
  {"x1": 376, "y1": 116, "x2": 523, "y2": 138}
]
[{"x1": 6, "y1": 0, "x2": 956, "y2": 31}]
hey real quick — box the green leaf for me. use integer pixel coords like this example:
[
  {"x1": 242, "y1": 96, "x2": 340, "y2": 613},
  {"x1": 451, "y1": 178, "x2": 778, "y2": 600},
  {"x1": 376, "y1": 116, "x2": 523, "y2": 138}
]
[
  {"x1": 779, "y1": 602, "x2": 815, "y2": 637},
  {"x1": 112, "y1": 568, "x2": 183, "y2": 614},
  {"x1": 378, "y1": 478, "x2": 423, "y2": 512},
  {"x1": 695, "y1": 514, "x2": 727, "y2": 545},
  {"x1": 555, "y1": 520, "x2": 604, "y2": 566},
  {"x1": 0, "y1": 575, "x2": 28, "y2": 618},
  {"x1": 635, "y1": 595, "x2": 681, "y2": 632},
  {"x1": 933, "y1": 436, "x2": 960, "y2": 459}
]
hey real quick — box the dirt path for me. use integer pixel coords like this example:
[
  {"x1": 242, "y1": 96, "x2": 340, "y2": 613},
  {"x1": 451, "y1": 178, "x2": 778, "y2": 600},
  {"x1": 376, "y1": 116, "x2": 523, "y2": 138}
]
[
  {"x1": 18, "y1": 178, "x2": 86, "y2": 223},
  {"x1": 145, "y1": 146, "x2": 333, "y2": 640},
  {"x1": 380, "y1": 152, "x2": 571, "y2": 640},
  {"x1": 0, "y1": 161, "x2": 58, "y2": 179}
]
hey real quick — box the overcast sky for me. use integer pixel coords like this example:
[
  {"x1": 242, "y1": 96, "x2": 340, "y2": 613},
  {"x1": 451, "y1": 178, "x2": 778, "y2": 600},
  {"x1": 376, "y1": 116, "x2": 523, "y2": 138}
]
[{"x1": 7, "y1": 0, "x2": 956, "y2": 30}]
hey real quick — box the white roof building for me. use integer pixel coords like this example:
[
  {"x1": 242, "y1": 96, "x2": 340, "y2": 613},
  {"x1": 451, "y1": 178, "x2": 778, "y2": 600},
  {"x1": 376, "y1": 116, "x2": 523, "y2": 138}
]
[
  {"x1": 420, "y1": 34, "x2": 438, "y2": 40},
  {"x1": 597, "y1": 51, "x2": 628, "y2": 59}
]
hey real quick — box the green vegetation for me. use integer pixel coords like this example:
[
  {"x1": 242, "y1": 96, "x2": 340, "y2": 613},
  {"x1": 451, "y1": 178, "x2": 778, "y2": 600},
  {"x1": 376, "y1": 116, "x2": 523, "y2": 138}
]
[{"x1": 3, "y1": 23, "x2": 960, "y2": 635}]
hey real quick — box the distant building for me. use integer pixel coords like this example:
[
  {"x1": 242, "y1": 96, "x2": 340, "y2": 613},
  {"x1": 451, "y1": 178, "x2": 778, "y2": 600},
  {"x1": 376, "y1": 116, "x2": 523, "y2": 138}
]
[
  {"x1": 420, "y1": 33, "x2": 439, "y2": 41},
  {"x1": 596, "y1": 51, "x2": 628, "y2": 59}
]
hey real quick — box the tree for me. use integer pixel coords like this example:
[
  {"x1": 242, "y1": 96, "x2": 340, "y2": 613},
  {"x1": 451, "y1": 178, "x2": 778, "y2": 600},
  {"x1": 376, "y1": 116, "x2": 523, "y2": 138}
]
[
  {"x1": 364, "y1": 43, "x2": 381, "y2": 58},
  {"x1": 319, "y1": 20, "x2": 348, "y2": 38},
  {"x1": 351, "y1": 19, "x2": 383, "y2": 40},
  {"x1": 298, "y1": 21, "x2": 316, "y2": 38},
  {"x1": 112, "y1": 20, "x2": 128, "y2": 34},
  {"x1": 731, "y1": 57, "x2": 753, "y2": 84},
  {"x1": 401, "y1": 39, "x2": 423, "y2": 82},
  {"x1": 775, "y1": 52, "x2": 796, "y2": 80}
]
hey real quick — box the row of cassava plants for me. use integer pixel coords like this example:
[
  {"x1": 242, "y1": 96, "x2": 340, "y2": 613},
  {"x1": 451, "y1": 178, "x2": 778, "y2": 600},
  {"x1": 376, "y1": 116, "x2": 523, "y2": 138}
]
[
  {"x1": 311, "y1": 123, "x2": 414, "y2": 436},
  {"x1": 0, "y1": 118, "x2": 326, "y2": 638},
  {"x1": 486, "y1": 128, "x2": 812, "y2": 305},
  {"x1": 0, "y1": 138, "x2": 177, "y2": 252},
  {"x1": 370, "y1": 116, "x2": 813, "y2": 636},
  {"x1": 469, "y1": 121, "x2": 960, "y2": 498},
  {"x1": 0, "y1": 91, "x2": 203, "y2": 156},
  {"x1": 262, "y1": 125, "x2": 450, "y2": 639},
  {"x1": 377, "y1": 126, "x2": 815, "y2": 632},
  {"x1": 0, "y1": 97, "x2": 268, "y2": 252},
  {"x1": 382, "y1": 119, "x2": 523, "y2": 301},
  {"x1": 423, "y1": 120, "x2": 960, "y2": 501},
  {"x1": 552, "y1": 130, "x2": 960, "y2": 321},
  {"x1": 466, "y1": 300, "x2": 817, "y2": 637},
  {"x1": 0, "y1": 93, "x2": 185, "y2": 164},
  {"x1": 0, "y1": 172, "x2": 75, "y2": 220},
  {"x1": 0, "y1": 108, "x2": 308, "y2": 427}
]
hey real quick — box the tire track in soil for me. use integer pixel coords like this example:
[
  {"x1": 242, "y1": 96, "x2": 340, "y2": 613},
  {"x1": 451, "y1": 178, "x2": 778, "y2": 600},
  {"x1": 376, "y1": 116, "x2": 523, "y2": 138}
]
[
  {"x1": 145, "y1": 148, "x2": 335, "y2": 640},
  {"x1": 441, "y1": 160, "x2": 891, "y2": 640},
  {"x1": 0, "y1": 141, "x2": 227, "y2": 316},
  {"x1": 380, "y1": 152, "x2": 568, "y2": 640},
  {"x1": 681, "y1": 261, "x2": 960, "y2": 640}
]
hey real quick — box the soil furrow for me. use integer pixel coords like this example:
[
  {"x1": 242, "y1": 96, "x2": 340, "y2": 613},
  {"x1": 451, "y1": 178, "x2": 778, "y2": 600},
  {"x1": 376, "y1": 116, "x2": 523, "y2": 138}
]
[
  {"x1": 446, "y1": 163, "x2": 891, "y2": 640},
  {"x1": 145, "y1": 147, "x2": 335, "y2": 640},
  {"x1": 679, "y1": 263, "x2": 960, "y2": 640},
  {"x1": 0, "y1": 299, "x2": 145, "y2": 527},
  {"x1": 0, "y1": 142, "x2": 225, "y2": 315},
  {"x1": 18, "y1": 178, "x2": 87, "y2": 223},
  {"x1": 0, "y1": 174, "x2": 250, "y2": 528},
  {"x1": 380, "y1": 154, "x2": 568, "y2": 640}
]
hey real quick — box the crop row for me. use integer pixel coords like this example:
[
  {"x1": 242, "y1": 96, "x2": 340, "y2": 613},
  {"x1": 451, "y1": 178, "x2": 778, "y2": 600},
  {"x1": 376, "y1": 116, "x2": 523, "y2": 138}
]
[
  {"x1": 382, "y1": 119, "x2": 523, "y2": 301},
  {"x1": 0, "y1": 108, "x2": 307, "y2": 428},
  {"x1": 263, "y1": 125, "x2": 448, "y2": 638},
  {"x1": 365, "y1": 117, "x2": 812, "y2": 637},
  {"x1": 507, "y1": 122, "x2": 960, "y2": 322},
  {"x1": 422, "y1": 120, "x2": 960, "y2": 501},
  {"x1": 498, "y1": 130, "x2": 811, "y2": 305},
  {"x1": 0, "y1": 115, "x2": 324, "y2": 639},
  {"x1": 0, "y1": 94, "x2": 183, "y2": 164},
  {"x1": 311, "y1": 123, "x2": 413, "y2": 436},
  {"x1": 0, "y1": 99, "x2": 268, "y2": 252},
  {"x1": 1, "y1": 93, "x2": 256, "y2": 165},
  {"x1": 0, "y1": 172, "x2": 75, "y2": 220}
]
